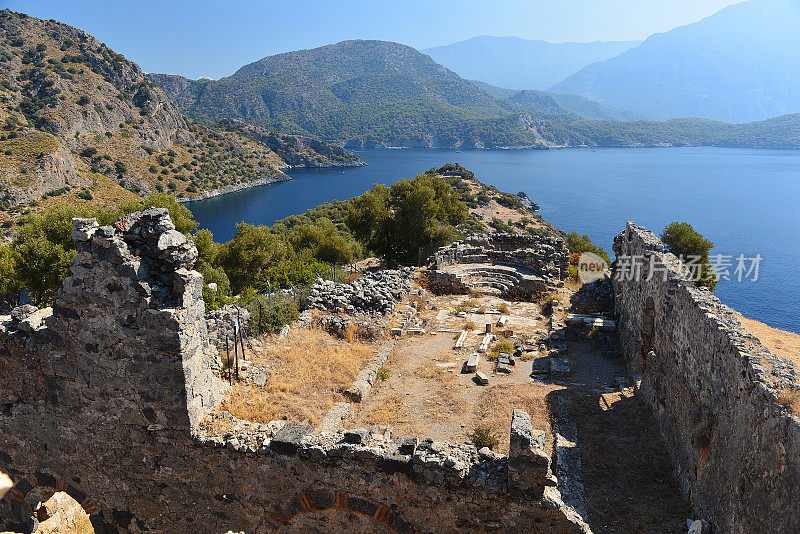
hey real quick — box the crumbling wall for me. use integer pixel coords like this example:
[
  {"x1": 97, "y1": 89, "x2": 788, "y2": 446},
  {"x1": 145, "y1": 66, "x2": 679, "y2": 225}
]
[
  {"x1": 613, "y1": 222, "x2": 800, "y2": 534},
  {"x1": 0, "y1": 211, "x2": 590, "y2": 534}
]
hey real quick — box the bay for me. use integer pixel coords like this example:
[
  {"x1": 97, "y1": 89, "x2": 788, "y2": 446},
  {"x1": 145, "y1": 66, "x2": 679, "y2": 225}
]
[{"x1": 186, "y1": 147, "x2": 800, "y2": 333}]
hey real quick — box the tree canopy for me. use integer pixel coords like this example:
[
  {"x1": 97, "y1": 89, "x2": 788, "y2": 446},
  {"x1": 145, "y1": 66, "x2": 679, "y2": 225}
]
[{"x1": 661, "y1": 221, "x2": 718, "y2": 290}]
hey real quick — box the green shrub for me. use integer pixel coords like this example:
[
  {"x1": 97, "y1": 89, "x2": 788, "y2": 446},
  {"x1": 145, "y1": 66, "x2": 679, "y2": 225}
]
[
  {"x1": 661, "y1": 222, "x2": 718, "y2": 290},
  {"x1": 79, "y1": 147, "x2": 97, "y2": 158},
  {"x1": 251, "y1": 301, "x2": 299, "y2": 335},
  {"x1": 565, "y1": 232, "x2": 611, "y2": 264},
  {"x1": 467, "y1": 426, "x2": 499, "y2": 450}
]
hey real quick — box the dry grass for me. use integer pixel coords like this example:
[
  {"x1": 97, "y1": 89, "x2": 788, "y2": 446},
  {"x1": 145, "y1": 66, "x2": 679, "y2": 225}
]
[
  {"x1": 219, "y1": 328, "x2": 374, "y2": 426},
  {"x1": 777, "y1": 389, "x2": 800, "y2": 414},
  {"x1": 355, "y1": 395, "x2": 413, "y2": 428},
  {"x1": 736, "y1": 313, "x2": 800, "y2": 369},
  {"x1": 472, "y1": 383, "x2": 559, "y2": 454}
]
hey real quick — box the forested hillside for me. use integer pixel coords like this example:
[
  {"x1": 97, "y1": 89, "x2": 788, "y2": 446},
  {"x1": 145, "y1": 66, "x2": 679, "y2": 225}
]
[
  {"x1": 150, "y1": 40, "x2": 548, "y2": 149},
  {"x1": 0, "y1": 10, "x2": 362, "y2": 232}
]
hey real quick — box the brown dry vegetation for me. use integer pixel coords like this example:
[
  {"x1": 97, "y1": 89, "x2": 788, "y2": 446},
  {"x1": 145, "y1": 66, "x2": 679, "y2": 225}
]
[
  {"x1": 736, "y1": 313, "x2": 800, "y2": 369},
  {"x1": 473, "y1": 383, "x2": 561, "y2": 454},
  {"x1": 219, "y1": 328, "x2": 374, "y2": 426},
  {"x1": 777, "y1": 389, "x2": 800, "y2": 414}
]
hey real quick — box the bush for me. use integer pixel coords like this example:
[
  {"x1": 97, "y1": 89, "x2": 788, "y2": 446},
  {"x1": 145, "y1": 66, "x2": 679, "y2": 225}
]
[
  {"x1": 252, "y1": 301, "x2": 299, "y2": 335},
  {"x1": 79, "y1": 147, "x2": 97, "y2": 158},
  {"x1": 661, "y1": 222, "x2": 717, "y2": 290},
  {"x1": 489, "y1": 341, "x2": 514, "y2": 361},
  {"x1": 467, "y1": 426, "x2": 499, "y2": 450},
  {"x1": 565, "y1": 232, "x2": 611, "y2": 264},
  {"x1": 77, "y1": 189, "x2": 93, "y2": 200}
]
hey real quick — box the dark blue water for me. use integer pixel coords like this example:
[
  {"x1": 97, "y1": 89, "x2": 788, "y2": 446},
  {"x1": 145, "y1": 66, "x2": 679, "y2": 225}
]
[{"x1": 186, "y1": 147, "x2": 800, "y2": 333}]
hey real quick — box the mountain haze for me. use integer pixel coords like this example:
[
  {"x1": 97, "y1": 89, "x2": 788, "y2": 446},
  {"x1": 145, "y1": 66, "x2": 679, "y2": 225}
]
[
  {"x1": 550, "y1": 0, "x2": 800, "y2": 122},
  {"x1": 423, "y1": 36, "x2": 640, "y2": 90}
]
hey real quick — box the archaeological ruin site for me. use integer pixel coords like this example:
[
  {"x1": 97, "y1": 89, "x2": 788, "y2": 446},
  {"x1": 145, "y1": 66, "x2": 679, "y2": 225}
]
[{"x1": 0, "y1": 210, "x2": 798, "y2": 534}]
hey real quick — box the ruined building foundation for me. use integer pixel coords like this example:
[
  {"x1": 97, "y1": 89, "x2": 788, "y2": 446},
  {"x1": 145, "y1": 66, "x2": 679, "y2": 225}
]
[{"x1": 0, "y1": 211, "x2": 589, "y2": 533}]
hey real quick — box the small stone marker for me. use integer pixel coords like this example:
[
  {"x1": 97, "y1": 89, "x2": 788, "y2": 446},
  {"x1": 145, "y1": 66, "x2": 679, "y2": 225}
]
[
  {"x1": 455, "y1": 330, "x2": 468, "y2": 349},
  {"x1": 485, "y1": 323, "x2": 493, "y2": 334},
  {"x1": 474, "y1": 371, "x2": 489, "y2": 385},
  {"x1": 496, "y1": 362, "x2": 512, "y2": 374},
  {"x1": 464, "y1": 352, "x2": 480, "y2": 372},
  {"x1": 478, "y1": 333, "x2": 493, "y2": 353}
]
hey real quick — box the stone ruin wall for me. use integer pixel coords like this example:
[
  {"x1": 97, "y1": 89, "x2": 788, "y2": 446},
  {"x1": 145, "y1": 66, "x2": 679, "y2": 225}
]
[
  {"x1": 613, "y1": 222, "x2": 800, "y2": 534},
  {"x1": 426, "y1": 233, "x2": 569, "y2": 295},
  {"x1": 0, "y1": 211, "x2": 590, "y2": 534},
  {"x1": 436, "y1": 233, "x2": 569, "y2": 280}
]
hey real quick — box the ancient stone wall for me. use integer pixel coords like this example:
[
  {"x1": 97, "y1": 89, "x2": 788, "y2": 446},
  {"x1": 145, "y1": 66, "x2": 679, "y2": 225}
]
[
  {"x1": 0, "y1": 212, "x2": 589, "y2": 534},
  {"x1": 613, "y1": 222, "x2": 800, "y2": 534}
]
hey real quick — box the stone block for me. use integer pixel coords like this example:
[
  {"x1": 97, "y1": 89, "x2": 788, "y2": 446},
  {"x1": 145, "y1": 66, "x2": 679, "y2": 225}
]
[
  {"x1": 474, "y1": 371, "x2": 489, "y2": 385},
  {"x1": 344, "y1": 427, "x2": 369, "y2": 444},
  {"x1": 463, "y1": 353, "x2": 479, "y2": 373},
  {"x1": 270, "y1": 423, "x2": 313, "y2": 455}
]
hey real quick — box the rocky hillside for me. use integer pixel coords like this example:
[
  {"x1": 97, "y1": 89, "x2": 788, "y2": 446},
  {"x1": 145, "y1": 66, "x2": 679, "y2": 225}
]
[
  {"x1": 0, "y1": 10, "x2": 363, "y2": 227},
  {"x1": 149, "y1": 40, "x2": 546, "y2": 149}
]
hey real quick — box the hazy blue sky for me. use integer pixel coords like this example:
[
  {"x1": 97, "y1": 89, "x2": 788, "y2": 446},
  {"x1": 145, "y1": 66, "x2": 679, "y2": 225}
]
[{"x1": 6, "y1": 0, "x2": 742, "y2": 79}]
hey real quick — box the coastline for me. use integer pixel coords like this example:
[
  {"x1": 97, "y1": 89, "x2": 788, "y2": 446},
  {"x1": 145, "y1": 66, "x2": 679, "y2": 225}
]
[
  {"x1": 178, "y1": 173, "x2": 292, "y2": 203},
  {"x1": 178, "y1": 160, "x2": 367, "y2": 203}
]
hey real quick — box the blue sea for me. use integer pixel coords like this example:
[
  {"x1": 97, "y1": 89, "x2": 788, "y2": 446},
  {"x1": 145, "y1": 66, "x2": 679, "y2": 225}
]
[{"x1": 185, "y1": 147, "x2": 800, "y2": 333}]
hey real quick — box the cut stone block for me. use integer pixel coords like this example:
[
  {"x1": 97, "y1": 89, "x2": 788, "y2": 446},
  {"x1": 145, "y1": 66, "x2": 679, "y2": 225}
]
[
  {"x1": 455, "y1": 330, "x2": 468, "y2": 349},
  {"x1": 463, "y1": 353, "x2": 480, "y2": 373},
  {"x1": 474, "y1": 371, "x2": 489, "y2": 385}
]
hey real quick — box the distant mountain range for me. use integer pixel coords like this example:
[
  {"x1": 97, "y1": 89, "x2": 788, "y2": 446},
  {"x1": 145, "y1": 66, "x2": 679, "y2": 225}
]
[
  {"x1": 151, "y1": 38, "x2": 800, "y2": 149},
  {"x1": 551, "y1": 0, "x2": 800, "y2": 122},
  {"x1": 423, "y1": 36, "x2": 640, "y2": 90}
]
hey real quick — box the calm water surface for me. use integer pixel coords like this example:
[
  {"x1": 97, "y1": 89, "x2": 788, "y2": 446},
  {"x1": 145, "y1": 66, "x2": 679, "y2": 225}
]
[{"x1": 186, "y1": 147, "x2": 800, "y2": 333}]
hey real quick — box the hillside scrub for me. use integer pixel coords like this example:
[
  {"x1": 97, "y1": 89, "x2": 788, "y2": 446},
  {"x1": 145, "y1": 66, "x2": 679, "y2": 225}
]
[
  {"x1": 565, "y1": 232, "x2": 611, "y2": 264},
  {"x1": 0, "y1": 172, "x2": 472, "y2": 309}
]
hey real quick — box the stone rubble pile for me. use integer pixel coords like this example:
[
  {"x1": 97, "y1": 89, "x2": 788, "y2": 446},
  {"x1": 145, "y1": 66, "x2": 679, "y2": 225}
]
[{"x1": 306, "y1": 268, "x2": 414, "y2": 315}]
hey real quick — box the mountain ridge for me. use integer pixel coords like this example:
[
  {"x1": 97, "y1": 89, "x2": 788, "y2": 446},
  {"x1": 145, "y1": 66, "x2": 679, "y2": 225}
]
[
  {"x1": 150, "y1": 39, "x2": 800, "y2": 150},
  {"x1": 0, "y1": 10, "x2": 362, "y2": 230},
  {"x1": 550, "y1": 0, "x2": 800, "y2": 122}
]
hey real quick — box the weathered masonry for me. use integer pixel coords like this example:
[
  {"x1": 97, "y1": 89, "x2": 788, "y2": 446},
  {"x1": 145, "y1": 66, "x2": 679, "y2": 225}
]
[
  {"x1": 426, "y1": 233, "x2": 569, "y2": 297},
  {"x1": 0, "y1": 210, "x2": 589, "y2": 534},
  {"x1": 613, "y1": 222, "x2": 800, "y2": 534}
]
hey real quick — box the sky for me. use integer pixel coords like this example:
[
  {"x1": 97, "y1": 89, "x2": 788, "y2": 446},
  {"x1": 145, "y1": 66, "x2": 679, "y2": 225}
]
[{"x1": 4, "y1": 0, "x2": 743, "y2": 79}]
